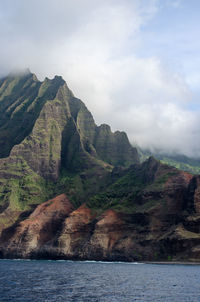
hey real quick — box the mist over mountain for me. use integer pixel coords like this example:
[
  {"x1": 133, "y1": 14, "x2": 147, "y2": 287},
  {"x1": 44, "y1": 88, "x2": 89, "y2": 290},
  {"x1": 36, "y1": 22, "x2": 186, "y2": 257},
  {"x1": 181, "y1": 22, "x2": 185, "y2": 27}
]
[
  {"x1": 1, "y1": 1, "x2": 200, "y2": 157},
  {"x1": 138, "y1": 148, "x2": 200, "y2": 175}
]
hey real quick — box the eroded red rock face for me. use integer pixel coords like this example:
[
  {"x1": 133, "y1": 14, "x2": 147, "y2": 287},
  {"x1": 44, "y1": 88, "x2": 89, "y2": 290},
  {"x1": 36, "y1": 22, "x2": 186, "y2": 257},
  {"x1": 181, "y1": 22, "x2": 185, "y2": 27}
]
[
  {"x1": 58, "y1": 204, "x2": 95, "y2": 258},
  {"x1": 0, "y1": 194, "x2": 74, "y2": 258},
  {"x1": 58, "y1": 207, "x2": 136, "y2": 261},
  {"x1": 63, "y1": 204, "x2": 94, "y2": 232},
  {"x1": 91, "y1": 210, "x2": 124, "y2": 253},
  {"x1": 1, "y1": 164, "x2": 200, "y2": 262}
]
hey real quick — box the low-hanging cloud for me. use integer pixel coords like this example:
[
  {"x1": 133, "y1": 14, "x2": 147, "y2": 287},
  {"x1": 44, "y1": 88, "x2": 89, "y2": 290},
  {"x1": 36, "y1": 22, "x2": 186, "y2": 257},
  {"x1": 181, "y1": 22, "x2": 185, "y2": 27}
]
[{"x1": 0, "y1": 0, "x2": 199, "y2": 157}]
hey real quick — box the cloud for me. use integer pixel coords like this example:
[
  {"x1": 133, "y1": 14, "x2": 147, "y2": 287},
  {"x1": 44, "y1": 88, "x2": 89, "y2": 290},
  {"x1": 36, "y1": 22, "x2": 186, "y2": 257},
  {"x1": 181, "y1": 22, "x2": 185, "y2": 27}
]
[{"x1": 0, "y1": 0, "x2": 199, "y2": 157}]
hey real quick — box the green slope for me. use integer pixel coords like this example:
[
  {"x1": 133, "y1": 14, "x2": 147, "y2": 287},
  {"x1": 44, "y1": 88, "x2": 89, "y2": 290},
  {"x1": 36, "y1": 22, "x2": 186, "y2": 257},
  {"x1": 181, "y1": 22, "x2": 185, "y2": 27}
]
[{"x1": 0, "y1": 70, "x2": 139, "y2": 232}]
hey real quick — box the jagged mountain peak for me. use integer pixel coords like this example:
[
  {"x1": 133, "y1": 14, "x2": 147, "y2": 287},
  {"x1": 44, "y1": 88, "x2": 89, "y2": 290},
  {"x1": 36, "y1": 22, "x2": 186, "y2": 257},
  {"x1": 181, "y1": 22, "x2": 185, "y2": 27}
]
[
  {"x1": 0, "y1": 71, "x2": 138, "y2": 168},
  {"x1": 0, "y1": 71, "x2": 70, "y2": 158},
  {"x1": 44, "y1": 74, "x2": 64, "y2": 83},
  {"x1": 0, "y1": 71, "x2": 139, "y2": 236}
]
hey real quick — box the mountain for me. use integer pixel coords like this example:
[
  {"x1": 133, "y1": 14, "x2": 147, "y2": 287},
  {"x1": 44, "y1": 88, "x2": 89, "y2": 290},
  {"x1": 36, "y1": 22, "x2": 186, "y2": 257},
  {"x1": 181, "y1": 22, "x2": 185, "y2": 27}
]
[
  {"x1": 0, "y1": 70, "x2": 138, "y2": 233},
  {"x1": 0, "y1": 70, "x2": 200, "y2": 262}
]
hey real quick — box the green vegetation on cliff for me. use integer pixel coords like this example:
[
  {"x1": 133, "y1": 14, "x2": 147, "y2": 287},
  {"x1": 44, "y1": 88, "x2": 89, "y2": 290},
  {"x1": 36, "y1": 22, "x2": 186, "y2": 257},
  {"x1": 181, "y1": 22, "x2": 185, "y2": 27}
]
[
  {"x1": 87, "y1": 157, "x2": 179, "y2": 214},
  {"x1": 0, "y1": 70, "x2": 139, "y2": 232}
]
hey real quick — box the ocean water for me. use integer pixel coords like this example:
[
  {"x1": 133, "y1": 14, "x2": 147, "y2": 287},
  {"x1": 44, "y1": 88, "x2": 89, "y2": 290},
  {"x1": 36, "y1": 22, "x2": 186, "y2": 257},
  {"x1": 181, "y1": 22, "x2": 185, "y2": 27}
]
[{"x1": 0, "y1": 260, "x2": 200, "y2": 302}]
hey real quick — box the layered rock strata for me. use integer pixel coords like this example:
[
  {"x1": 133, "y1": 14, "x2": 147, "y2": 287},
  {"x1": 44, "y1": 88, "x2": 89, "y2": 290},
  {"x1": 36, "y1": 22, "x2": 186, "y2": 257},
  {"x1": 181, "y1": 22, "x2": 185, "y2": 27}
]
[{"x1": 1, "y1": 158, "x2": 200, "y2": 262}]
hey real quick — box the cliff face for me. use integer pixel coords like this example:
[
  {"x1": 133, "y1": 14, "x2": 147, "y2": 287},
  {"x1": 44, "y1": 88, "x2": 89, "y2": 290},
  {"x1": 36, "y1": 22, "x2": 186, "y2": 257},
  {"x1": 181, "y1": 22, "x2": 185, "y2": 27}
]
[
  {"x1": 0, "y1": 194, "x2": 74, "y2": 258},
  {"x1": 0, "y1": 70, "x2": 139, "y2": 235},
  {"x1": 1, "y1": 157, "x2": 200, "y2": 262},
  {"x1": 93, "y1": 124, "x2": 138, "y2": 167},
  {"x1": 1, "y1": 70, "x2": 200, "y2": 262}
]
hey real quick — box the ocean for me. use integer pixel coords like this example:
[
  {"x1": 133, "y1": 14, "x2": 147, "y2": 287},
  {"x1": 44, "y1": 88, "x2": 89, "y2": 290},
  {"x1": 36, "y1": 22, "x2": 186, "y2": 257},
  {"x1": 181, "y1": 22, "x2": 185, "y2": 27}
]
[{"x1": 0, "y1": 259, "x2": 199, "y2": 301}]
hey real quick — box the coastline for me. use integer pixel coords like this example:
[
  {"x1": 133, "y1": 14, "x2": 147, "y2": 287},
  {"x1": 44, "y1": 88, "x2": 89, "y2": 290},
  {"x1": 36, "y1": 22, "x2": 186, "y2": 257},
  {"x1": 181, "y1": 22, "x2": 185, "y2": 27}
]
[
  {"x1": 143, "y1": 261, "x2": 200, "y2": 265},
  {"x1": 1, "y1": 257, "x2": 200, "y2": 265}
]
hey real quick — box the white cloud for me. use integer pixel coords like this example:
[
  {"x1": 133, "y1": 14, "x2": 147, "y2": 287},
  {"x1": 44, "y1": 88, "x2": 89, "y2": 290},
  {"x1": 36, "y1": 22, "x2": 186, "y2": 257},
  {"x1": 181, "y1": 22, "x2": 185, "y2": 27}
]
[{"x1": 0, "y1": 0, "x2": 199, "y2": 157}]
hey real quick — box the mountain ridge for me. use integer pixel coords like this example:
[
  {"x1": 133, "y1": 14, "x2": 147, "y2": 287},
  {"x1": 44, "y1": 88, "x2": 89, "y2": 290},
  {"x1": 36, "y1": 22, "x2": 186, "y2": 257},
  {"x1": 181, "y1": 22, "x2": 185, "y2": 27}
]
[{"x1": 0, "y1": 70, "x2": 139, "y2": 234}]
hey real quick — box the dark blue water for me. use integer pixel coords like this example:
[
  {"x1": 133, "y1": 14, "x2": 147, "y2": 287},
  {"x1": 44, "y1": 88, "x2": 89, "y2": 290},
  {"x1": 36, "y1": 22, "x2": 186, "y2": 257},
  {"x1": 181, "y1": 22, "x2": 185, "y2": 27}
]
[{"x1": 0, "y1": 260, "x2": 200, "y2": 302}]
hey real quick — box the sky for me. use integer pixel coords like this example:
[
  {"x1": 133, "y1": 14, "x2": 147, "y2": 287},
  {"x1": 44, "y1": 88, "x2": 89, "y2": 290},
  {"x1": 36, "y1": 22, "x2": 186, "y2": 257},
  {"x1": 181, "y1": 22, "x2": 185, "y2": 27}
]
[{"x1": 0, "y1": 0, "x2": 200, "y2": 157}]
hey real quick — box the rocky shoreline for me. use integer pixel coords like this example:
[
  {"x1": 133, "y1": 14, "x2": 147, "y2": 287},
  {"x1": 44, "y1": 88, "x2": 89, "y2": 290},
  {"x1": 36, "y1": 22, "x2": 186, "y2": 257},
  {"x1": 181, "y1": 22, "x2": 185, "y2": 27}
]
[{"x1": 1, "y1": 189, "x2": 200, "y2": 262}]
